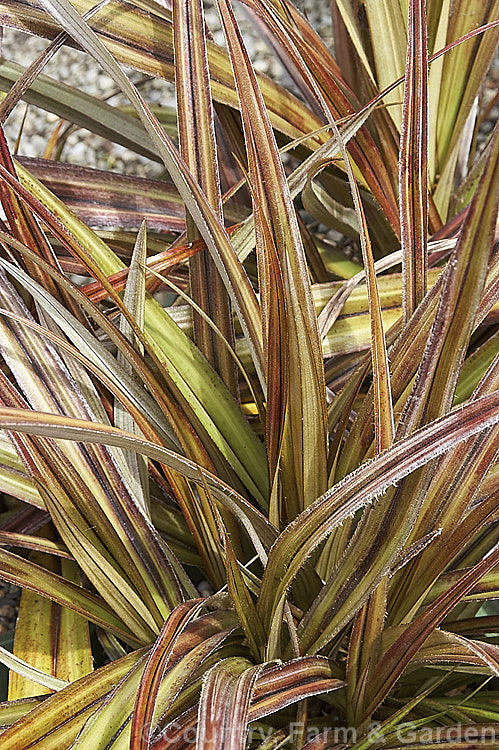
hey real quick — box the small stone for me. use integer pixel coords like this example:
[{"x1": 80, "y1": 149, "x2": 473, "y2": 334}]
[
  {"x1": 0, "y1": 604, "x2": 16, "y2": 618},
  {"x1": 197, "y1": 580, "x2": 214, "y2": 597},
  {"x1": 68, "y1": 141, "x2": 89, "y2": 162}
]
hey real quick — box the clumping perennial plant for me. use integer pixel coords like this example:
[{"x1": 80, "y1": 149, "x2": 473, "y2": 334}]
[{"x1": 0, "y1": 0, "x2": 496, "y2": 747}]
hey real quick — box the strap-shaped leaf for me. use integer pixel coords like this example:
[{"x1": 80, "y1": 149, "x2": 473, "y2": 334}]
[
  {"x1": 364, "y1": 0, "x2": 406, "y2": 129},
  {"x1": 0, "y1": 58, "x2": 160, "y2": 160},
  {"x1": 174, "y1": 0, "x2": 237, "y2": 397},
  {"x1": 0, "y1": 546, "x2": 141, "y2": 644},
  {"x1": 399, "y1": 120, "x2": 498, "y2": 438},
  {"x1": 0, "y1": 648, "x2": 147, "y2": 747},
  {"x1": 2, "y1": 158, "x2": 268, "y2": 504},
  {"x1": 73, "y1": 625, "x2": 237, "y2": 747},
  {"x1": 157, "y1": 657, "x2": 344, "y2": 747},
  {"x1": 216, "y1": 0, "x2": 328, "y2": 520},
  {"x1": 8, "y1": 555, "x2": 92, "y2": 699},
  {"x1": 19, "y1": 157, "x2": 190, "y2": 232},
  {"x1": 257, "y1": 391, "x2": 499, "y2": 642},
  {"x1": 362, "y1": 545, "x2": 499, "y2": 720},
  {"x1": 400, "y1": 0, "x2": 429, "y2": 322},
  {"x1": 197, "y1": 659, "x2": 262, "y2": 750},
  {"x1": 224, "y1": 530, "x2": 266, "y2": 662},
  {"x1": 129, "y1": 600, "x2": 205, "y2": 749}
]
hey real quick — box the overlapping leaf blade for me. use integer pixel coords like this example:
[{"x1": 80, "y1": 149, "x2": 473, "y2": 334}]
[
  {"x1": 257, "y1": 391, "x2": 499, "y2": 646},
  {"x1": 0, "y1": 0, "x2": 496, "y2": 743},
  {"x1": 215, "y1": 0, "x2": 328, "y2": 521},
  {"x1": 400, "y1": 0, "x2": 429, "y2": 322}
]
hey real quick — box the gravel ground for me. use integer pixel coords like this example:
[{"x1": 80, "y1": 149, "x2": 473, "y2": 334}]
[
  {"x1": 1, "y1": 27, "x2": 174, "y2": 178},
  {"x1": 0, "y1": 4, "x2": 494, "y2": 175},
  {"x1": 0, "y1": 1, "x2": 332, "y2": 176}
]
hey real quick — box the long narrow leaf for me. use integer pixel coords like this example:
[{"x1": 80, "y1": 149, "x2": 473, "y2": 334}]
[
  {"x1": 216, "y1": 0, "x2": 328, "y2": 520},
  {"x1": 362, "y1": 545, "x2": 499, "y2": 720},
  {"x1": 257, "y1": 390, "x2": 499, "y2": 642},
  {"x1": 197, "y1": 659, "x2": 262, "y2": 750},
  {"x1": 400, "y1": 0, "x2": 429, "y2": 322},
  {"x1": 174, "y1": 0, "x2": 237, "y2": 396}
]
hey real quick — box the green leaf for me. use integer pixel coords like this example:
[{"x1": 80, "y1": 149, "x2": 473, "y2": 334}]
[
  {"x1": 364, "y1": 0, "x2": 407, "y2": 129},
  {"x1": 257, "y1": 391, "x2": 499, "y2": 647},
  {"x1": 0, "y1": 0, "x2": 328, "y2": 145},
  {"x1": 73, "y1": 621, "x2": 236, "y2": 748},
  {"x1": 0, "y1": 547, "x2": 141, "y2": 645},
  {"x1": 0, "y1": 643, "x2": 68, "y2": 694},
  {"x1": 224, "y1": 530, "x2": 267, "y2": 662},
  {"x1": 129, "y1": 600, "x2": 206, "y2": 749},
  {"x1": 7, "y1": 157, "x2": 269, "y2": 504},
  {"x1": 0, "y1": 648, "x2": 147, "y2": 747},
  {"x1": 0, "y1": 59, "x2": 160, "y2": 160},
  {"x1": 362, "y1": 546, "x2": 499, "y2": 720},
  {"x1": 116, "y1": 220, "x2": 149, "y2": 516},
  {"x1": 399, "y1": 122, "x2": 498, "y2": 436}
]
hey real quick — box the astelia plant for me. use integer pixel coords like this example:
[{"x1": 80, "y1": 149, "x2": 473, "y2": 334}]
[{"x1": 0, "y1": 0, "x2": 496, "y2": 746}]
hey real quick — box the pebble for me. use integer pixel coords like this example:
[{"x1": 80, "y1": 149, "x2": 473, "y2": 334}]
[
  {"x1": 0, "y1": 4, "x2": 495, "y2": 175},
  {"x1": 0, "y1": 0, "x2": 304, "y2": 175},
  {"x1": 0, "y1": 582, "x2": 19, "y2": 632}
]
